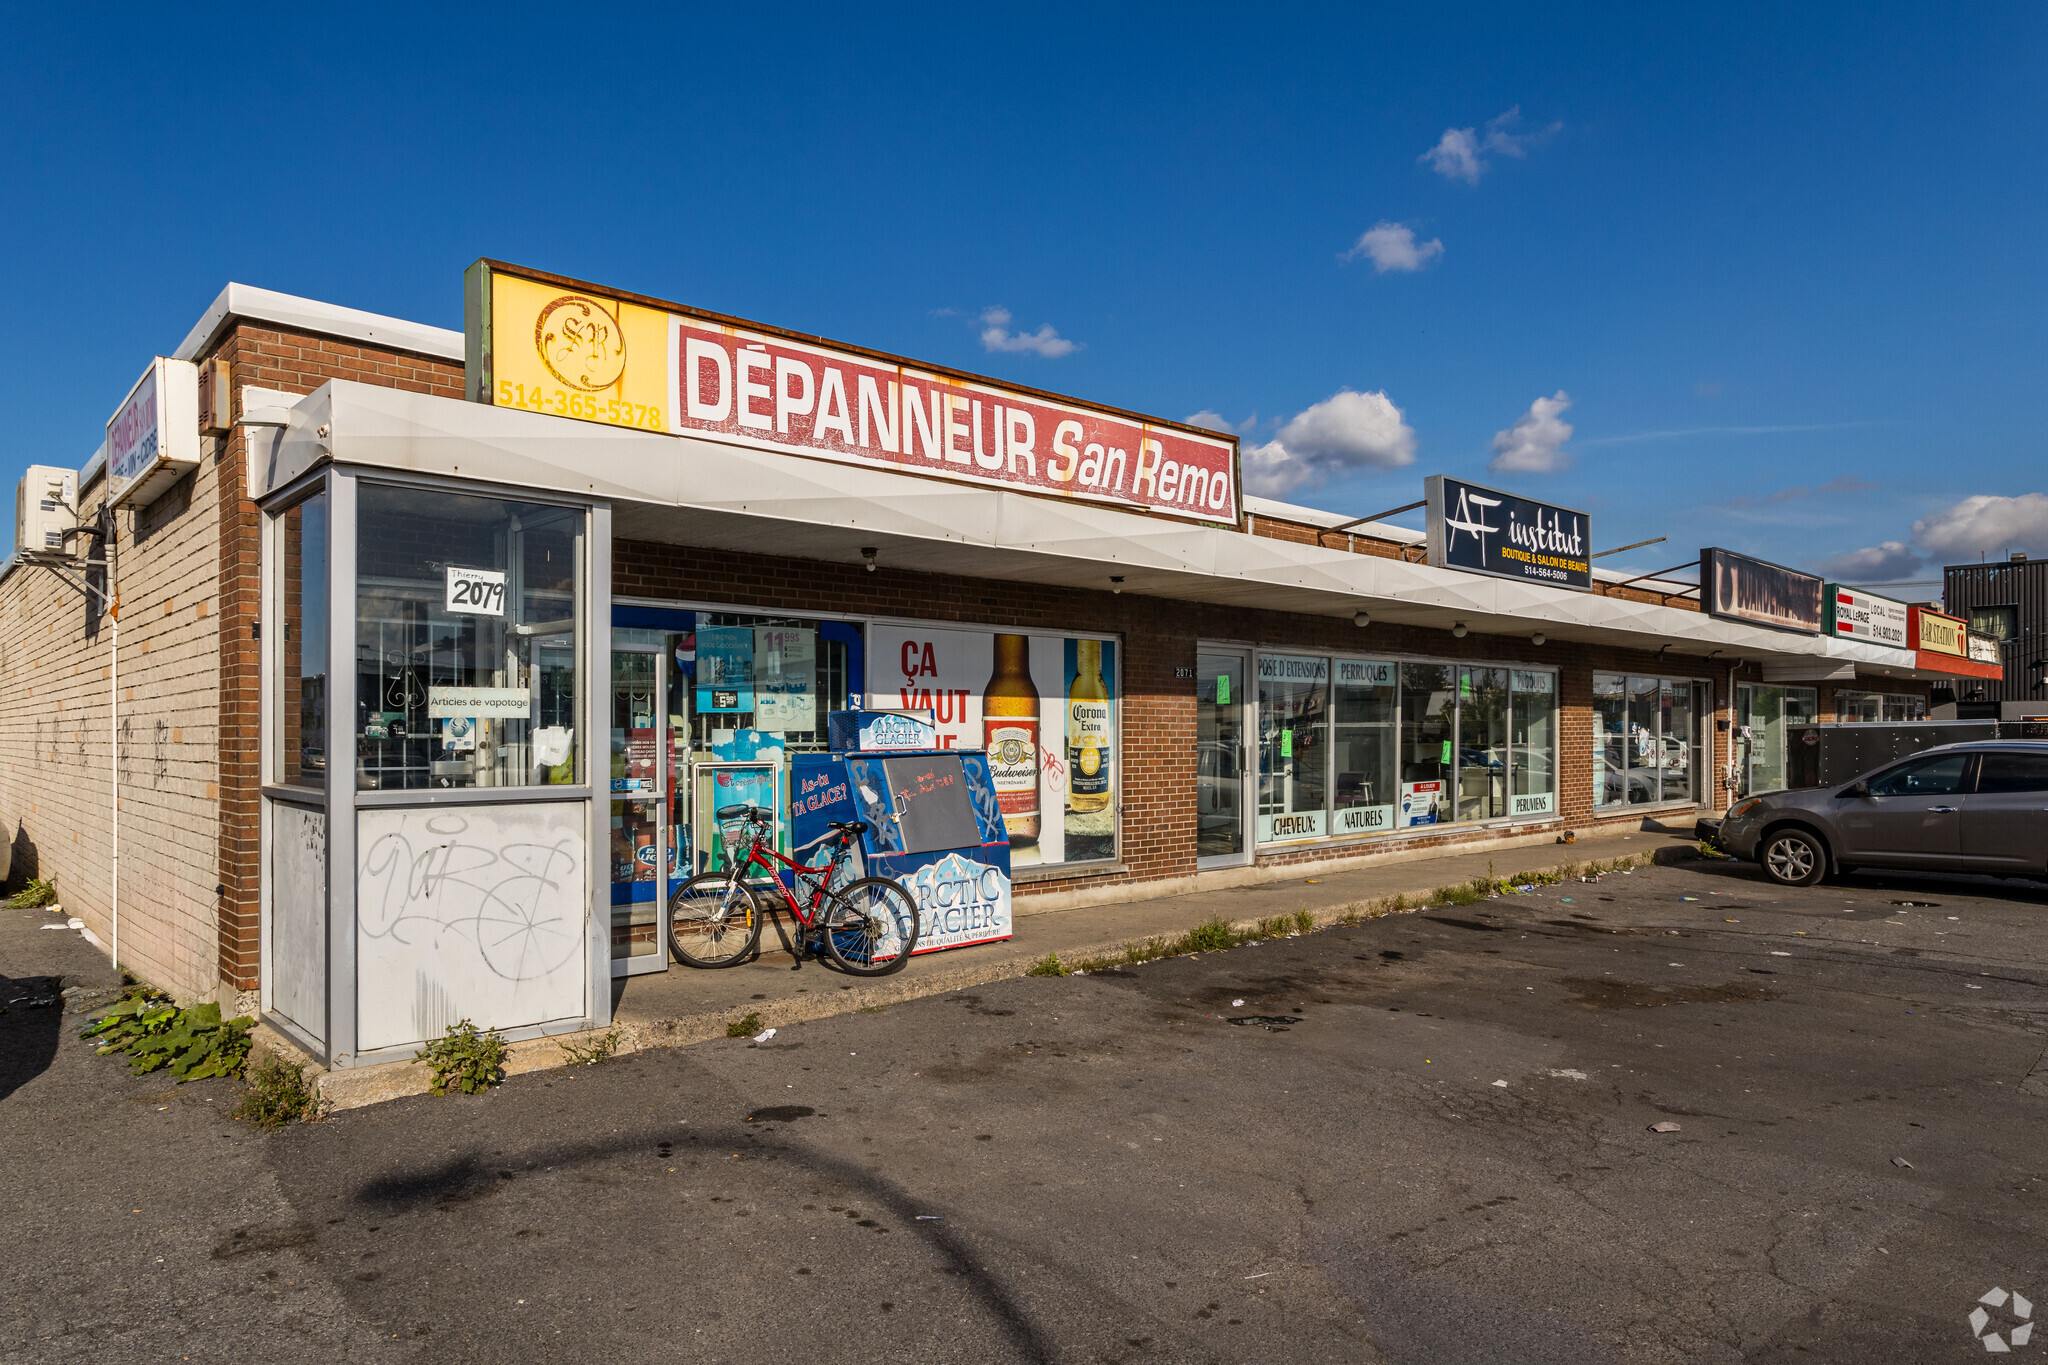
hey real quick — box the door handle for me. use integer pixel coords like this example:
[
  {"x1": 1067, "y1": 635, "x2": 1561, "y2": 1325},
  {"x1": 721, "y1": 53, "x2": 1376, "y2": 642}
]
[{"x1": 1929, "y1": 805, "x2": 1960, "y2": 813}]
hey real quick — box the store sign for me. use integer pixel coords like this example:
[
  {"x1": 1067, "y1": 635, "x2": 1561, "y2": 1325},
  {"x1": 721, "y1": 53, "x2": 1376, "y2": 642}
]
[
  {"x1": 1398, "y1": 780, "x2": 1444, "y2": 827},
  {"x1": 1909, "y1": 606, "x2": 1967, "y2": 657},
  {"x1": 467, "y1": 261, "x2": 1239, "y2": 527},
  {"x1": 1823, "y1": 583, "x2": 1908, "y2": 649},
  {"x1": 1425, "y1": 475, "x2": 1591, "y2": 591},
  {"x1": 1702, "y1": 547, "x2": 1824, "y2": 633},
  {"x1": 427, "y1": 686, "x2": 532, "y2": 717},
  {"x1": 1968, "y1": 632, "x2": 2000, "y2": 664},
  {"x1": 107, "y1": 357, "x2": 201, "y2": 509}
]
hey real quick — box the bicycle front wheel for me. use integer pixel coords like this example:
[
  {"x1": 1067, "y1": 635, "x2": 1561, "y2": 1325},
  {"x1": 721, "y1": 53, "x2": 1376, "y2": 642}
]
[
  {"x1": 821, "y1": 877, "x2": 921, "y2": 976},
  {"x1": 669, "y1": 873, "x2": 765, "y2": 968}
]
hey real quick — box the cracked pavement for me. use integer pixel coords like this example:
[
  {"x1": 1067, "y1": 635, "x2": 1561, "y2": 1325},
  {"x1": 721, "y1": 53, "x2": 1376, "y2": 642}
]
[{"x1": 5, "y1": 859, "x2": 2047, "y2": 1362}]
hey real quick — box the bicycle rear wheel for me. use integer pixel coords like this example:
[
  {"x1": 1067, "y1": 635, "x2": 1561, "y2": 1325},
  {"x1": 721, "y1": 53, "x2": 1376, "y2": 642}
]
[
  {"x1": 669, "y1": 873, "x2": 765, "y2": 968},
  {"x1": 821, "y1": 877, "x2": 920, "y2": 976}
]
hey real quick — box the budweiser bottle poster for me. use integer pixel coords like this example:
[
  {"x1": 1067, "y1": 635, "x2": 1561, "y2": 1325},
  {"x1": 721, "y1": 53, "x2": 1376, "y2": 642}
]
[{"x1": 869, "y1": 625, "x2": 1114, "y2": 867}]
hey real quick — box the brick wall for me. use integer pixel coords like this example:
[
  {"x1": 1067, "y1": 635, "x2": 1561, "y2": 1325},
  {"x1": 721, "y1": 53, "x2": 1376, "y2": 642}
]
[
  {"x1": 615, "y1": 539, "x2": 1745, "y2": 898},
  {"x1": 209, "y1": 323, "x2": 463, "y2": 990},
  {"x1": 0, "y1": 461, "x2": 222, "y2": 995}
]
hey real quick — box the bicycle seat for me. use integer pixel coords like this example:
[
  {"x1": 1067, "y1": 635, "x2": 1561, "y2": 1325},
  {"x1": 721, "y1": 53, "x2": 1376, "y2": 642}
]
[
  {"x1": 715, "y1": 803, "x2": 765, "y2": 820},
  {"x1": 826, "y1": 820, "x2": 870, "y2": 836}
]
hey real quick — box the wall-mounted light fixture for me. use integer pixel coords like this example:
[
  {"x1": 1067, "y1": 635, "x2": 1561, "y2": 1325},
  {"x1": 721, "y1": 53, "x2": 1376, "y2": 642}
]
[
  {"x1": 1530, "y1": 631, "x2": 1546, "y2": 647},
  {"x1": 1354, "y1": 610, "x2": 1370, "y2": 627},
  {"x1": 860, "y1": 547, "x2": 878, "y2": 573},
  {"x1": 1110, "y1": 575, "x2": 1125, "y2": 594},
  {"x1": 1452, "y1": 622, "x2": 1468, "y2": 638}
]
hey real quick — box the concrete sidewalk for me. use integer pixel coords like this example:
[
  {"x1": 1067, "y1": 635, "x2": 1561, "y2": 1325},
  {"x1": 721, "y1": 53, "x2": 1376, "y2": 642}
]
[{"x1": 299, "y1": 820, "x2": 1698, "y2": 1108}]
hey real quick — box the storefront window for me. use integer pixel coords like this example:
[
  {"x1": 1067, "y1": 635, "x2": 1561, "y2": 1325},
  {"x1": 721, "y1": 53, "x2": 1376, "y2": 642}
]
[
  {"x1": 277, "y1": 491, "x2": 327, "y2": 788},
  {"x1": 1595, "y1": 674, "x2": 1707, "y2": 807},
  {"x1": 1883, "y1": 694, "x2": 1928, "y2": 722},
  {"x1": 1737, "y1": 684, "x2": 1817, "y2": 796},
  {"x1": 1331, "y1": 660, "x2": 1395, "y2": 836},
  {"x1": 1398, "y1": 663, "x2": 1456, "y2": 828},
  {"x1": 1457, "y1": 667, "x2": 1509, "y2": 822},
  {"x1": 1836, "y1": 690, "x2": 1883, "y2": 723},
  {"x1": 1258, "y1": 655, "x2": 1329, "y2": 842},
  {"x1": 1510, "y1": 670, "x2": 1557, "y2": 817},
  {"x1": 1253, "y1": 655, "x2": 1559, "y2": 843},
  {"x1": 355, "y1": 485, "x2": 583, "y2": 790}
]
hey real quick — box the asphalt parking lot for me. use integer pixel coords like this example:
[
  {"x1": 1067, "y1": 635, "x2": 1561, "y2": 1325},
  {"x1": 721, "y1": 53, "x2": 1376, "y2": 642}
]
[{"x1": 7, "y1": 858, "x2": 2047, "y2": 1363}]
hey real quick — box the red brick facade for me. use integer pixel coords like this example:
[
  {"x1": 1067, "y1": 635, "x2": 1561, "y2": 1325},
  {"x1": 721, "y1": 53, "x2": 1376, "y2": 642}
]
[{"x1": 209, "y1": 325, "x2": 464, "y2": 989}]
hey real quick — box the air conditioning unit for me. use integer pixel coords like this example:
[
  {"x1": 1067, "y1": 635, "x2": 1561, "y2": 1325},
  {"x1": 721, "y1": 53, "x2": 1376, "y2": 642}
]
[{"x1": 16, "y1": 465, "x2": 78, "y2": 557}]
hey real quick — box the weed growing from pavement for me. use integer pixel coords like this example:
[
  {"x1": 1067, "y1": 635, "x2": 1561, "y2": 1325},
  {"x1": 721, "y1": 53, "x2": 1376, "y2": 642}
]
[
  {"x1": 7, "y1": 877, "x2": 58, "y2": 908},
  {"x1": 1054, "y1": 853, "x2": 1650, "y2": 974},
  {"x1": 727, "y1": 1011, "x2": 764, "y2": 1039},
  {"x1": 415, "y1": 1019, "x2": 509, "y2": 1094},
  {"x1": 81, "y1": 992, "x2": 255, "y2": 1081},
  {"x1": 560, "y1": 1028, "x2": 621, "y2": 1066},
  {"x1": 234, "y1": 1055, "x2": 320, "y2": 1128}
]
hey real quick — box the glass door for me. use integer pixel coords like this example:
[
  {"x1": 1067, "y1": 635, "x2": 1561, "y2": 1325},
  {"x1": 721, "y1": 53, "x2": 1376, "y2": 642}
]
[
  {"x1": 610, "y1": 647, "x2": 669, "y2": 977},
  {"x1": 1196, "y1": 649, "x2": 1252, "y2": 867}
]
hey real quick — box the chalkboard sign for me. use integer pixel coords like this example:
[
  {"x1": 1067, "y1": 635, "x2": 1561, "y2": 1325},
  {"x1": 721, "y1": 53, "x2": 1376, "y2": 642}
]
[{"x1": 881, "y1": 754, "x2": 982, "y2": 855}]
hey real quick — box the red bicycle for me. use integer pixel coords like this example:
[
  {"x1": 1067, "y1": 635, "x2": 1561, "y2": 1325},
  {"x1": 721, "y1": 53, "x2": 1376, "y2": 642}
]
[{"x1": 667, "y1": 803, "x2": 921, "y2": 975}]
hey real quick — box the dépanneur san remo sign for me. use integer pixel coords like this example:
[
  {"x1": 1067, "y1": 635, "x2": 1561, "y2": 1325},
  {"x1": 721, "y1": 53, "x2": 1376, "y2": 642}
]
[{"x1": 464, "y1": 259, "x2": 1240, "y2": 528}]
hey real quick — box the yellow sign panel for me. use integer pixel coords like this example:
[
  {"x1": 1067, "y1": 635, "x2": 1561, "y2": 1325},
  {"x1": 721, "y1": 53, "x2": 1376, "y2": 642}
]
[
  {"x1": 1914, "y1": 609, "x2": 1966, "y2": 657},
  {"x1": 479, "y1": 269, "x2": 669, "y2": 432}
]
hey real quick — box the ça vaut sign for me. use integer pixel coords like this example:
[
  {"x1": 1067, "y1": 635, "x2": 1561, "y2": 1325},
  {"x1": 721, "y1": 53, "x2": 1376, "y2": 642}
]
[
  {"x1": 1425, "y1": 475, "x2": 1591, "y2": 590},
  {"x1": 465, "y1": 261, "x2": 1240, "y2": 527}
]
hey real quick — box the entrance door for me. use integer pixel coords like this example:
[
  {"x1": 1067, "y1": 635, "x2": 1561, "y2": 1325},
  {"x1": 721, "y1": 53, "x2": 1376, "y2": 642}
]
[
  {"x1": 1196, "y1": 649, "x2": 1252, "y2": 867},
  {"x1": 610, "y1": 648, "x2": 672, "y2": 977}
]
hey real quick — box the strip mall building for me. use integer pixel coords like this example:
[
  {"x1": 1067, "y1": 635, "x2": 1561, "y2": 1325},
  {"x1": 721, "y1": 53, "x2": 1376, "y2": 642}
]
[{"x1": 0, "y1": 263, "x2": 1999, "y2": 1071}]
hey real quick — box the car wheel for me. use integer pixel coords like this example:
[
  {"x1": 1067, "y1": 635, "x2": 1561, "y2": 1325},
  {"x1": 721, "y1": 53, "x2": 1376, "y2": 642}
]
[{"x1": 1759, "y1": 828, "x2": 1827, "y2": 887}]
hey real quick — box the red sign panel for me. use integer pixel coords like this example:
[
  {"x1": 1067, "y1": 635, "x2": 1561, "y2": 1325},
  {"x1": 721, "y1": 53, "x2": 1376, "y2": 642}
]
[{"x1": 666, "y1": 318, "x2": 1238, "y2": 526}]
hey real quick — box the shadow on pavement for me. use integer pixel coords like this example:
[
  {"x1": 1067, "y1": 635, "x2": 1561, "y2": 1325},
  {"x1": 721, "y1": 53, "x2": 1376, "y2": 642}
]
[
  {"x1": 350, "y1": 1122, "x2": 1058, "y2": 1363},
  {"x1": 0, "y1": 972, "x2": 66, "y2": 1104}
]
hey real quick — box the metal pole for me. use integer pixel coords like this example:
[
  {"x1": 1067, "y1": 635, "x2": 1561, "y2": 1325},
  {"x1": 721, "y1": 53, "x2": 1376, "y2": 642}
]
[{"x1": 107, "y1": 514, "x2": 119, "y2": 975}]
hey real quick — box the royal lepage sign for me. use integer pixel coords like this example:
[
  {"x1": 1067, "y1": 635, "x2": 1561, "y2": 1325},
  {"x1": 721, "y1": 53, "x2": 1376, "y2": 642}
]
[{"x1": 1823, "y1": 583, "x2": 1908, "y2": 649}]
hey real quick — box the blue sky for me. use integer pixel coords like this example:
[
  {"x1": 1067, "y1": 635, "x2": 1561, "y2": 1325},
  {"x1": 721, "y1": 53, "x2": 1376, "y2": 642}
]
[{"x1": 4, "y1": 3, "x2": 2044, "y2": 587}]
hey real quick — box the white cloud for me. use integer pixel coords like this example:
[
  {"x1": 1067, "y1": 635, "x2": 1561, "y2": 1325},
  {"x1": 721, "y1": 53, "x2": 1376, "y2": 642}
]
[
  {"x1": 1420, "y1": 106, "x2": 1562, "y2": 184},
  {"x1": 977, "y1": 306, "x2": 1077, "y2": 357},
  {"x1": 1342, "y1": 222, "x2": 1445, "y2": 273},
  {"x1": 1488, "y1": 391, "x2": 1574, "y2": 474},
  {"x1": 1185, "y1": 410, "x2": 1236, "y2": 434},
  {"x1": 1810, "y1": 491, "x2": 2048, "y2": 582},
  {"x1": 1911, "y1": 493, "x2": 2048, "y2": 560},
  {"x1": 1242, "y1": 390, "x2": 1417, "y2": 497},
  {"x1": 1816, "y1": 541, "x2": 1924, "y2": 581}
]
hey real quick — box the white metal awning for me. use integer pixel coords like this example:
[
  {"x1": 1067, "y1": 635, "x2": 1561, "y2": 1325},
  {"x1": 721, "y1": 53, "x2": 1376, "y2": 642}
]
[{"x1": 263, "y1": 379, "x2": 1970, "y2": 681}]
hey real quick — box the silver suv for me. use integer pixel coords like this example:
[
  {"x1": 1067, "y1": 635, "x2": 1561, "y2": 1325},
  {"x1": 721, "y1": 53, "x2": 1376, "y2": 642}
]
[{"x1": 1717, "y1": 741, "x2": 2048, "y2": 886}]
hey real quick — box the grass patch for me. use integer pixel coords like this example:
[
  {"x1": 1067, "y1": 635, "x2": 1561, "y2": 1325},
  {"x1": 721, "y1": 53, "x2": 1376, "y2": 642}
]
[
  {"x1": 560, "y1": 1028, "x2": 621, "y2": 1066},
  {"x1": 6, "y1": 877, "x2": 58, "y2": 909},
  {"x1": 726, "y1": 1011, "x2": 764, "y2": 1039},
  {"x1": 1025, "y1": 952, "x2": 1069, "y2": 977},
  {"x1": 1183, "y1": 918, "x2": 1237, "y2": 953},
  {"x1": 415, "y1": 1019, "x2": 509, "y2": 1095},
  {"x1": 234, "y1": 1055, "x2": 320, "y2": 1128},
  {"x1": 81, "y1": 994, "x2": 254, "y2": 1081}
]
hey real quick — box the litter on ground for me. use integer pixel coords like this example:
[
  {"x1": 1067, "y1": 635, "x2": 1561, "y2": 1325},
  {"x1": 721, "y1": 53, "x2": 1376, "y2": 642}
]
[
  {"x1": 752, "y1": 1028, "x2": 777, "y2": 1043},
  {"x1": 1649, "y1": 1121, "x2": 1682, "y2": 1133}
]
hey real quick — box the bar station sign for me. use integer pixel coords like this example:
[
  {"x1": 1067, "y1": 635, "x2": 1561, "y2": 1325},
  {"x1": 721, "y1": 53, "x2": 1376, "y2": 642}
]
[
  {"x1": 464, "y1": 261, "x2": 1240, "y2": 527},
  {"x1": 1424, "y1": 475, "x2": 1592, "y2": 590}
]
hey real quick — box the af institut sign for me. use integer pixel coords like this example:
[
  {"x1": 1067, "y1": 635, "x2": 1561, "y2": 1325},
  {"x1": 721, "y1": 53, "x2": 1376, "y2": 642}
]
[
  {"x1": 1424, "y1": 475, "x2": 1591, "y2": 590},
  {"x1": 463, "y1": 260, "x2": 1240, "y2": 527}
]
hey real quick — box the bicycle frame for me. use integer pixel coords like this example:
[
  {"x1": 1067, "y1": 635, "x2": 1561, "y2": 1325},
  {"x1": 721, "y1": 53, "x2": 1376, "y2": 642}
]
[{"x1": 720, "y1": 822, "x2": 850, "y2": 931}]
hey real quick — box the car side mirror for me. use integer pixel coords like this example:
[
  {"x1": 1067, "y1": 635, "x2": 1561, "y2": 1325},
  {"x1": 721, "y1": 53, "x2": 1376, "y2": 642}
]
[{"x1": 1842, "y1": 780, "x2": 1870, "y2": 799}]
